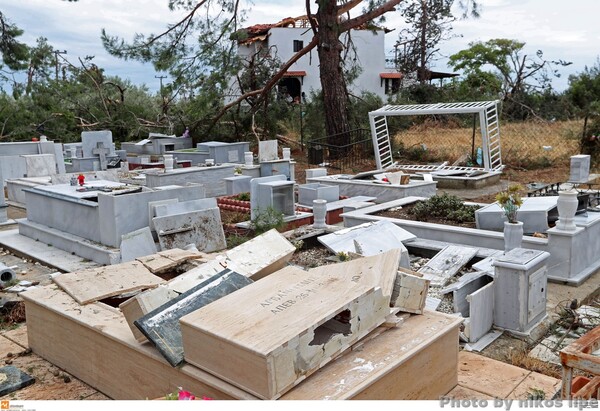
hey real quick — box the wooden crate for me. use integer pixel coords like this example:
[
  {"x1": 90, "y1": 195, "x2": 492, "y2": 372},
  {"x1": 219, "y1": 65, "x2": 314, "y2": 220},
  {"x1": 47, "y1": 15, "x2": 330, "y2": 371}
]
[{"x1": 560, "y1": 326, "x2": 600, "y2": 399}]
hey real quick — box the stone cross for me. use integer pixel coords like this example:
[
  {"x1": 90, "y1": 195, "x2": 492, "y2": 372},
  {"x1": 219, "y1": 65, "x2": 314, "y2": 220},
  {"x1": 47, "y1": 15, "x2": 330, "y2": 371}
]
[{"x1": 92, "y1": 142, "x2": 110, "y2": 170}]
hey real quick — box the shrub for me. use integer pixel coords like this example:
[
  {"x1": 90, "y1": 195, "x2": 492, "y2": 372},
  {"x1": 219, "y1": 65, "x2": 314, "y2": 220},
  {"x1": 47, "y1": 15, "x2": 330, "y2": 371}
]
[
  {"x1": 250, "y1": 207, "x2": 285, "y2": 234},
  {"x1": 408, "y1": 193, "x2": 480, "y2": 223}
]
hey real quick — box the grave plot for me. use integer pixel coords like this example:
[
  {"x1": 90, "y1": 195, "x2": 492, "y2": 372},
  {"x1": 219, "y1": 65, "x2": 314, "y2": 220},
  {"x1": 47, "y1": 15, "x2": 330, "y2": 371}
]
[
  {"x1": 20, "y1": 243, "x2": 461, "y2": 400},
  {"x1": 341, "y1": 195, "x2": 600, "y2": 285}
]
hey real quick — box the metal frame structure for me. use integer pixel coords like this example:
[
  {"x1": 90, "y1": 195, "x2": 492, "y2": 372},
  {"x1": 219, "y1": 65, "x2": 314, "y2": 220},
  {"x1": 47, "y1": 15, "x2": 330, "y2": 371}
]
[{"x1": 369, "y1": 100, "x2": 502, "y2": 171}]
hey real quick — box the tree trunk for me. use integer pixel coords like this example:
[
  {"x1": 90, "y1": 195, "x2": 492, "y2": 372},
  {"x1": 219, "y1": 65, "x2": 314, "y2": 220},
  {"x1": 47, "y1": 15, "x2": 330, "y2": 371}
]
[{"x1": 316, "y1": 0, "x2": 351, "y2": 153}]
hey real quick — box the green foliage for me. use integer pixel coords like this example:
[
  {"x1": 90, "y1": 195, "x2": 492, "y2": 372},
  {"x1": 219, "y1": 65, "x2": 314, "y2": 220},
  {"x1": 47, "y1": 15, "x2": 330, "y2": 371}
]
[
  {"x1": 0, "y1": 12, "x2": 29, "y2": 71},
  {"x1": 250, "y1": 207, "x2": 285, "y2": 235},
  {"x1": 408, "y1": 193, "x2": 480, "y2": 224},
  {"x1": 448, "y1": 38, "x2": 571, "y2": 120},
  {"x1": 336, "y1": 251, "x2": 349, "y2": 261},
  {"x1": 527, "y1": 388, "x2": 546, "y2": 400},
  {"x1": 226, "y1": 233, "x2": 252, "y2": 249},
  {"x1": 235, "y1": 192, "x2": 250, "y2": 202}
]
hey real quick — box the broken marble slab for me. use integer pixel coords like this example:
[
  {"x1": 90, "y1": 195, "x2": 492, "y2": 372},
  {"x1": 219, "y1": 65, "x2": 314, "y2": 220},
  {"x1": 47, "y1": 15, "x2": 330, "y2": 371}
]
[
  {"x1": 0, "y1": 366, "x2": 35, "y2": 396},
  {"x1": 147, "y1": 199, "x2": 178, "y2": 232},
  {"x1": 153, "y1": 207, "x2": 226, "y2": 253},
  {"x1": 440, "y1": 271, "x2": 494, "y2": 316},
  {"x1": 391, "y1": 270, "x2": 429, "y2": 314},
  {"x1": 53, "y1": 261, "x2": 164, "y2": 305},
  {"x1": 135, "y1": 269, "x2": 253, "y2": 366},
  {"x1": 317, "y1": 220, "x2": 414, "y2": 267},
  {"x1": 464, "y1": 281, "x2": 494, "y2": 343},
  {"x1": 225, "y1": 228, "x2": 296, "y2": 280},
  {"x1": 471, "y1": 252, "x2": 503, "y2": 275},
  {"x1": 417, "y1": 245, "x2": 478, "y2": 287},
  {"x1": 120, "y1": 227, "x2": 158, "y2": 263}
]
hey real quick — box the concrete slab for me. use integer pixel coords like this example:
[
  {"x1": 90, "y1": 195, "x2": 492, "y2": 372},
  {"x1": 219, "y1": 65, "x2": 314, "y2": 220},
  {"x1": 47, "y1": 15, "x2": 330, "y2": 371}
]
[
  {"x1": 0, "y1": 335, "x2": 26, "y2": 359},
  {"x1": 507, "y1": 371, "x2": 561, "y2": 400},
  {"x1": 2, "y1": 325, "x2": 29, "y2": 349},
  {"x1": 0, "y1": 229, "x2": 100, "y2": 272},
  {"x1": 147, "y1": 198, "x2": 178, "y2": 231},
  {"x1": 458, "y1": 351, "x2": 529, "y2": 398},
  {"x1": 120, "y1": 227, "x2": 158, "y2": 262},
  {"x1": 444, "y1": 385, "x2": 494, "y2": 399}
]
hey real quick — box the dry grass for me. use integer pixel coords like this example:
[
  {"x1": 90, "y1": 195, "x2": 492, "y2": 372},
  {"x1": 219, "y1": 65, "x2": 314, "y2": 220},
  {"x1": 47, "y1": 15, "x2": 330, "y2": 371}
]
[
  {"x1": 508, "y1": 349, "x2": 562, "y2": 379},
  {"x1": 393, "y1": 119, "x2": 583, "y2": 169}
]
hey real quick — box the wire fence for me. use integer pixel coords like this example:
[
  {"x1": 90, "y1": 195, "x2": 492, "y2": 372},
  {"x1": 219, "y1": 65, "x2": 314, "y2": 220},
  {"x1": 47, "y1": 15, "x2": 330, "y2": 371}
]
[
  {"x1": 301, "y1": 117, "x2": 585, "y2": 173},
  {"x1": 305, "y1": 128, "x2": 374, "y2": 173},
  {"x1": 390, "y1": 117, "x2": 584, "y2": 170}
]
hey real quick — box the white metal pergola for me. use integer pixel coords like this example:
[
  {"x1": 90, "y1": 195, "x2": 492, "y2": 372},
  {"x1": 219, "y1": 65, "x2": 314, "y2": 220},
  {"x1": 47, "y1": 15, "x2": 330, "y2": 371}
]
[{"x1": 369, "y1": 100, "x2": 503, "y2": 172}]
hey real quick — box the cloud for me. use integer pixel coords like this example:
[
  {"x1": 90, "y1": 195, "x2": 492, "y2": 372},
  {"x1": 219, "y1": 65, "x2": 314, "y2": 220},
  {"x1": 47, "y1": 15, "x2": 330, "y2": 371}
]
[{"x1": 2, "y1": 0, "x2": 599, "y2": 93}]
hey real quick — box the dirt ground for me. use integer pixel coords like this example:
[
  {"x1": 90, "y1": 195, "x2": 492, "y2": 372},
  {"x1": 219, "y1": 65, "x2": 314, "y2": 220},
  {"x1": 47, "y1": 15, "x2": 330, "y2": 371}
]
[{"x1": 0, "y1": 157, "x2": 596, "y2": 400}]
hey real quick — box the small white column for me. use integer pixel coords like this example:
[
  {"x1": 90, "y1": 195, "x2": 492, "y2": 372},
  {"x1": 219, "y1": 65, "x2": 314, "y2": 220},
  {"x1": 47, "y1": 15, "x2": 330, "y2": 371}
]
[{"x1": 313, "y1": 199, "x2": 327, "y2": 228}]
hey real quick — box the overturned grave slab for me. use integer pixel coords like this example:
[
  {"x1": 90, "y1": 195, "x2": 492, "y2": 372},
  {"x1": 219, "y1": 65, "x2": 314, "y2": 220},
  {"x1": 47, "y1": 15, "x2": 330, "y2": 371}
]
[
  {"x1": 135, "y1": 269, "x2": 253, "y2": 366},
  {"x1": 180, "y1": 249, "x2": 401, "y2": 399},
  {"x1": 153, "y1": 206, "x2": 226, "y2": 253},
  {"x1": 417, "y1": 245, "x2": 478, "y2": 287}
]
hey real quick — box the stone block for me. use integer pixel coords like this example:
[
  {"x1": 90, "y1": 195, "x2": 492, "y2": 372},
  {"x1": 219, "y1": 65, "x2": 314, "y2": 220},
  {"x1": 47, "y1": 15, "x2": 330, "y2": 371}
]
[
  {"x1": 298, "y1": 183, "x2": 339, "y2": 206},
  {"x1": 569, "y1": 154, "x2": 591, "y2": 183},
  {"x1": 475, "y1": 196, "x2": 558, "y2": 233},
  {"x1": 120, "y1": 227, "x2": 158, "y2": 262},
  {"x1": 224, "y1": 175, "x2": 252, "y2": 195},
  {"x1": 305, "y1": 168, "x2": 327, "y2": 179}
]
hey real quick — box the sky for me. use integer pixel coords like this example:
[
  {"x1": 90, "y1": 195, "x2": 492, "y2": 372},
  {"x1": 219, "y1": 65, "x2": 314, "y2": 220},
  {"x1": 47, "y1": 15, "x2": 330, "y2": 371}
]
[{"x1": 1, "y1": 0, "x2": 599, "y2": 93}]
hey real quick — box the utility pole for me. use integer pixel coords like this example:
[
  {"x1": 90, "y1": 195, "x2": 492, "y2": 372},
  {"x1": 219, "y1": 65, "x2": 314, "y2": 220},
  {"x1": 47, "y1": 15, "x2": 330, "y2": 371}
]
[
  {"x1": 54, "y1": 50, "x2": 67, "y2": 81},
  {"x1": 155, "y1": 75, "x2": 167, "y2": 95}
]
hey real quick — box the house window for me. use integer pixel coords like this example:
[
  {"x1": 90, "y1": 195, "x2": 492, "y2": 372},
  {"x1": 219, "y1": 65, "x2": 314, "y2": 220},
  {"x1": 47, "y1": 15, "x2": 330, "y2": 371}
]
[
  {"x1": 293, "y1": 40, "x2": 303, "y2": 53},
  {"x1": 385, "y1": 78, "x2": 400, "y2": 95}
]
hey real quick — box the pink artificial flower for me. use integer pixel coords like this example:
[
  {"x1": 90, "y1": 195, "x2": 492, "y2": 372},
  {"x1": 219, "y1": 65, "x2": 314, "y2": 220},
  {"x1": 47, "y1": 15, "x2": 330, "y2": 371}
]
[
  {"x1": 201, "y1": 396, "x2": 214, "y2": 400},
  {"x1": 178, "y1": 390, "x2": 196, "y2": 400}
]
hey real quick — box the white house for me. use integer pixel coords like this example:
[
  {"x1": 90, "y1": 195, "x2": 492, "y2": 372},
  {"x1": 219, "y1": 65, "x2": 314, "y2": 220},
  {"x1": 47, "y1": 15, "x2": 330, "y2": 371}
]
[{"x1": 228, "y1": 16, "x2": 402, "y2": 103}]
